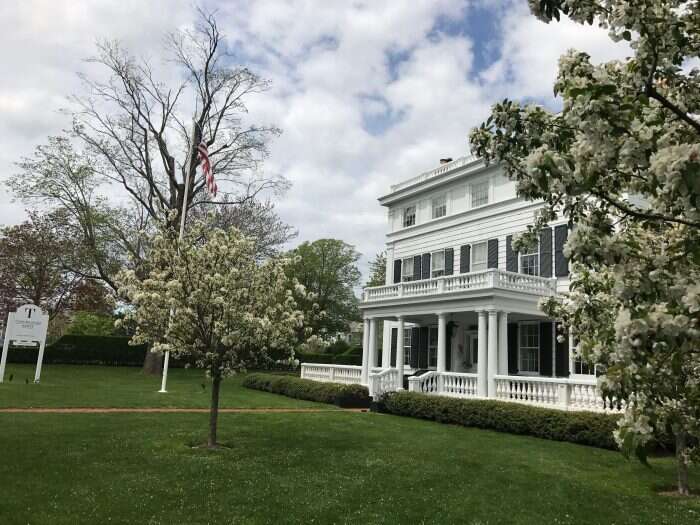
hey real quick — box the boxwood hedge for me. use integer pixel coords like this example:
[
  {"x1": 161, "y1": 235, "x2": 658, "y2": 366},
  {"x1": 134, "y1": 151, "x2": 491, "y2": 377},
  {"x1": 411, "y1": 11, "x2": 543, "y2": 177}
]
[
  {"x1": 379, "y1": 391, "x2": 620, "y2": 450},
  {"x1": 243, "y1": 373, "x2": 370, "y2": 408}
]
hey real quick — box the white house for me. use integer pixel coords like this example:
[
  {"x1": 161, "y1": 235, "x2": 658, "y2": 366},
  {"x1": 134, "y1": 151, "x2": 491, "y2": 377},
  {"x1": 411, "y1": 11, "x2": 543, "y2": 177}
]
[{"x1": 301, "y1": 156, "x2": 618, "y2": 413}]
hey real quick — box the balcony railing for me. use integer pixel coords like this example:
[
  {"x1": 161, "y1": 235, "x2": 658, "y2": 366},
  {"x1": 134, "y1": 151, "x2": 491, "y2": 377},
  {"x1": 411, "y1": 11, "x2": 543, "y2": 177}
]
[
  {"x1": 390, "y1": 155, "x2": 478, "y2": 193},
  {"x1": 362, "y1": 269, "x2": 556, "y2": 303}
]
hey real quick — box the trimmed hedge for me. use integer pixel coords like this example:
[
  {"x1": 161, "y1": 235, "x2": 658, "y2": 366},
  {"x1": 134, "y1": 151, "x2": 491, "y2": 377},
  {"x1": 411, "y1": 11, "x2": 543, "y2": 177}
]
[
  {"x1": 296, "y1": 351, "x2": 361, "y2": 366},
  {"x1": 379, "y1": 391, "x2": 620, "y2": 450},
  {"x1": 243, "y1": 373, "x2": 370, "y2": 408},
  {"x1": 5, "y1": 335, "x2": 149, "y2": 366}
]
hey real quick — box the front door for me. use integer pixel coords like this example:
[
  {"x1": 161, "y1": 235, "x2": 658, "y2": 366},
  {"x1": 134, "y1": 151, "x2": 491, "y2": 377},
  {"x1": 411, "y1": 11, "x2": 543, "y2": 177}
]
[{"x1": 463, "y1": 331, "x2": 478, "y2": 373}]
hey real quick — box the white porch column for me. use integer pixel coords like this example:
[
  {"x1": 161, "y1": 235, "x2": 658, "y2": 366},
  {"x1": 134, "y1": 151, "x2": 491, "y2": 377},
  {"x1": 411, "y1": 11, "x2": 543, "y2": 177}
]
[
  {"x1": 368, "y1": 318, "x2": 378, "y2": 373},
  {"x1": 498, "y1": 311, "x2": 508, "y2": 375},
  {"x1": 396, "y1": 316, "x2": 405, "y2": 389},
  {"x1": 477, "y1": 311, "x2": 488, "y2": 397},
  {"x1": 487, "y1": 310, "x2": 498, "y2": 398},
  {"x1": 437, "y1": 313, "x2": 447, "y2": 373},
  {"x1": 381, "y1": 320, "x2": 391, "y2": 369},
  {"x1": 361, "y1": 318, "x2": 370, "y2": 385}
]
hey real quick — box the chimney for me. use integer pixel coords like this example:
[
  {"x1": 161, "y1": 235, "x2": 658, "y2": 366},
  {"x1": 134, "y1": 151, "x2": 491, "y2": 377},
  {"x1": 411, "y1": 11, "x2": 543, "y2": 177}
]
[{"x1": 439, "y1": 157, "x2": 453, "y2": 165}]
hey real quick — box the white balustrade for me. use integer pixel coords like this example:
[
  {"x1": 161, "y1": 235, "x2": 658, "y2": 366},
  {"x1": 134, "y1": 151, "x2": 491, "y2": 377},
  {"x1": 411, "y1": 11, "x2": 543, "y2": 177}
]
[
  {"x1": 407, "y1": 371, "x2": 439, "y2": 393},
  {"x1": 368, "y1": 368, "x2": 399, "y2": 399},
  {"x1": 441, "y1": 372, "x2": 479, "y2": 398},
  {"x1": 300, "y1": 363, "x2": 362, "y2": 385},
  {"x1": 494, "y1": 375, "x2": 562, "y2": 406},
  {"x1": 390, "y1": 155, "x2": 477, "y2": 192},
  {"x1": 362, "y1": 269, "x2": 556, "y2": 303}
]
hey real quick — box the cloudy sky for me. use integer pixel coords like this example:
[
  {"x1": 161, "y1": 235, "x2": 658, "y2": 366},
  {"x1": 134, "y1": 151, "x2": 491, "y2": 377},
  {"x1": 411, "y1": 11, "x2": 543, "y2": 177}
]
[{"x1": 0, "y1": 0, "x2": 629, "y2": 279}]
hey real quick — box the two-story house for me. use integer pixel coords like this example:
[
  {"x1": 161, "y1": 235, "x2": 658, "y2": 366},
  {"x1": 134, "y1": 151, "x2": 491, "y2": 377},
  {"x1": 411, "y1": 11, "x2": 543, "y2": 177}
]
[{"x1": 301, "y1": 156, "x2": 615, "y2": 412}]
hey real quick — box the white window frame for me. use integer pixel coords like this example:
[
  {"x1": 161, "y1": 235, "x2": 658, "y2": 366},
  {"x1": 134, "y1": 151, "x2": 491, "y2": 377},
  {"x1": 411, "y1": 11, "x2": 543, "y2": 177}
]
[
  {"x1": 471, "y1": 241, "x2": 488, "y2": 272},
  {"x1": 518, "y1": 321, "x2": 540, "y2": 375},
  {"x1": 403, "y1": 328, "x2": 412, "y2": 366},
  {"x1": 402, "y1": 205, "x2": 416, "y2": 228},
  {"x1": 431, "y1": 194, "x2": 447, "y2": 219},
  {"x1": 470, "y1": 179, "x2": 490, "y2": 208},
  {"x1": 520, "y1": 241, "x2": 540, "y2": 276},
  {"x1": 401, "y1": 257, "x2": 414, "y2": 282},
  {"x1": 431, "y1": 249, "x2": 445, "y2": 278}
]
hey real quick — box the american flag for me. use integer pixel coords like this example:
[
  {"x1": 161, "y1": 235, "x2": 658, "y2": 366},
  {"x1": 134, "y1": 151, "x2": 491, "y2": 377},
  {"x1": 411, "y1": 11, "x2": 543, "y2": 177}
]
[{"x1": 197, "y1": 141, "x2": 216, "y2": 196}]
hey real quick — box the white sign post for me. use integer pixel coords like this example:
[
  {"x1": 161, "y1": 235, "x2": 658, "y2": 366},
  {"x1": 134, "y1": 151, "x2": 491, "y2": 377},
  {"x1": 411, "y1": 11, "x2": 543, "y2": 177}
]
[{"x1": 0, "y1": 304, "x2": 49, "y2": 384}]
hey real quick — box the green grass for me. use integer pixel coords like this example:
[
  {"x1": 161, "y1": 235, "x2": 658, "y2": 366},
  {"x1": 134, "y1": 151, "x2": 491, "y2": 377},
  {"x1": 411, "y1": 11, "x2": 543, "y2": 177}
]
[
  {"x1": 0, "y1": 411, "x2": 698, "y2": 524},
  {"x1": 0, "y1": 364, "x2": 326, "y2": 409}
]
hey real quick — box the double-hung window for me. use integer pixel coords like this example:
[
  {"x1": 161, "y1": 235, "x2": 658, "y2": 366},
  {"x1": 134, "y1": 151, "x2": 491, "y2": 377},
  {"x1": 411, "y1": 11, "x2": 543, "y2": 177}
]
[
  {"x1": 471, "y1": 180, "x2": 489, "y2": 208},
  {"x1": 428, "y1": 327, "x2": 438, "y2": 368},
  {"x1": 431, "y1": 250, "x2": 445, "y2": 277},
  {"x1": 403, "y1": 206, "x2": 416, "y2": 228},
  {"x1": 401, "y1": 257, "x2": 414, "y2": 282},
  {"x1": 403, "y1": 328, "x2": 412, "y2": 366},
  {"x1": 471, "y1": 241, "x2": 488, "y2": 272},
  {"x1": 432, "y1": 194, "x2": 447, "y2": 219},
  {"x1": 519, "y1": 322, "x2": 540, "y2": 374},
  {"x1": 520, "y1": 242, "x2": 539, "y2": 276}
]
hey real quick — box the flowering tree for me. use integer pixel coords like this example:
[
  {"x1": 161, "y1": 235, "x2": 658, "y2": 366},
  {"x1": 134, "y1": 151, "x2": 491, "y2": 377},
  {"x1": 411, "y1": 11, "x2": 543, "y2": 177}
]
[
  {"x1": 469, "y1": 0, "x2": 699, "y2": 495},
  {"x1": 117, "y1": 223, "x2": 304, "y2": 448}
]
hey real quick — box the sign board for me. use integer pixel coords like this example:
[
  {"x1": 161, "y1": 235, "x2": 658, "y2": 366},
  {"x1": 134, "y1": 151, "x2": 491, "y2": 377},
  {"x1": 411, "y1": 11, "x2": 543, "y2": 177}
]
[{"x1": 0, "y1": 304, "x2": 49, "y2": 383}]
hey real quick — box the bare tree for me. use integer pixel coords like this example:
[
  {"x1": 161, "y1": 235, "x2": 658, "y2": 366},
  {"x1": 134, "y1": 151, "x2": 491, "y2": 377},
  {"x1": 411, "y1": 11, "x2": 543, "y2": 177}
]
[{"x1": 70, "y1": 9, "x2": 286, "y2": 231}]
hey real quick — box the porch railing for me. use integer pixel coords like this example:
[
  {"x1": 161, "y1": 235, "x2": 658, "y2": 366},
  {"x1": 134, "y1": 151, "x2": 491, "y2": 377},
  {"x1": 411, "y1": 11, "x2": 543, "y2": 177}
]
[
  {"x1": 362, "y1": 269, "x2": 556, "y2": 303},
  {"x1": 300, "y1": 363, "x2": 362, "y2": 385},
  {"x1": 368, "y1": 368, "x2": 399, "y2": 399}
]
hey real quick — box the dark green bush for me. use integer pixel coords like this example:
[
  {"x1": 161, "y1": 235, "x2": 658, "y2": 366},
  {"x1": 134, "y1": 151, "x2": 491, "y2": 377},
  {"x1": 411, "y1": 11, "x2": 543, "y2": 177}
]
[
  {"x1": 342, "y1": 345, "x2": 362, "y2": 356},
  {"x1": 6, "y1": 335, "x2": 149, "y2": 366},
  {"x1": 380, "y1": 391, "x2": 620, "y2": 450},
  {"x1": 296, "y1": 351, "x2": 361, "y2": 366},
  {"x1": 326, "y1": 339, "x2": 351, "y2": 355},
  {"x1": 243, "y1": 373, "x2": 370, "y2": 408}
]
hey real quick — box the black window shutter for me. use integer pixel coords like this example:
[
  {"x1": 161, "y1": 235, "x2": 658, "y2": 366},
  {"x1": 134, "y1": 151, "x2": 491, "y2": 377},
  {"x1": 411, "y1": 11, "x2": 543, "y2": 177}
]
[
  {"x1": 487, "y1": 238, "x2": 499, "y2": 268},
  {"x1": 539, "y1": 322, "x2": 553, "y2": 377},
  {"x1": 506, "y1": 235, "x2": 518, "y2": 272},
  {"x1": 507, "y1": 323, "x2": 518, "y2": 374},
  {"x1": 393, "y1": 259, "x2": 402, "y2": 284},
  {"x1": 421, "y1": 253, "x2": 431, "y2": 279},
  {"x1": 413, "y1": 255, "x2": 422, "y2": 281},
  {"x1": 555, "y1": 323, "x2": 570, "y2": 377},
  {"x1": 445, "y1": 323, "x2": 453, "y2": 371},
  {"x1": 444, "y1": 248, "x2": 454, "y2": 275},
  {"x1": 554, "y1": 225, "x2": 569, "y2": 277},
  {"x1": 460, "y1": 245, "x2": 471, "y2": 273},
  {"x1": 419, "y1": 326, "x2": 429, "y2": 368},
  {"x1": 390, "y1": 328, "x2": 398, "y2": 367},
  {"x1": 539, "y1": 227, "x2": 553, "y2": 277},
  {"x1": 410, "y1": 327, "x2": 419, "y2": 368}
]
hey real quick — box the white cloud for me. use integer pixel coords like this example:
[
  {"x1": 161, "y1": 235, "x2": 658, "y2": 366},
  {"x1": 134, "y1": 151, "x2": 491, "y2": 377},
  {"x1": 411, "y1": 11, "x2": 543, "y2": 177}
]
[{"x1": 0, "y1": 0, "x2": 633, "y2": 280}]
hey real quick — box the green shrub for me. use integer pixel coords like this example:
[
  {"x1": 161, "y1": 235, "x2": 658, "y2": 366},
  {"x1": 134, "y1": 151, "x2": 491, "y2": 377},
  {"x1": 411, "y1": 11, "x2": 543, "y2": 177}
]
[
  {"x1": 296, "y1": 351, "x2": 361, "y2": 366},
  {"x1": 243, "y1": 373, "x2": 370, "y2": 408},
  {"x1": 379, "y1": 391, "x2": 620, "y2": 450},
  {"x1": 326, "y1": 339, "x2": 351, "y2": 355},
  {"x1": 6, "y1": 335, "x2": 148, "y2": 366}
]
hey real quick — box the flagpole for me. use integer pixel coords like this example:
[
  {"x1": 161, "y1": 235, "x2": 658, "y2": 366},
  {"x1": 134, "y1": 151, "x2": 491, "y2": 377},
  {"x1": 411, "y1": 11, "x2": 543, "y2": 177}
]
[{"x1": 160, "y1": 121, "x2": 197, "y2": 393}]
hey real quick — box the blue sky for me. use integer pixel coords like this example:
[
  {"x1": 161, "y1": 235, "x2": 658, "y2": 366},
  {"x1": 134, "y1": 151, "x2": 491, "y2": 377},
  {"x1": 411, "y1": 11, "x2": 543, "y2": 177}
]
[{"x1": 0, "y1": 1, "x2": 629, "y2": 279}]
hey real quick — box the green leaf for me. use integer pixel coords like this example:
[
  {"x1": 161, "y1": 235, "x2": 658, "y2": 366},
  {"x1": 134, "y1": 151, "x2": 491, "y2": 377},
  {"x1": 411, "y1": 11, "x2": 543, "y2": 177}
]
[{"x1": 622, "y1": 31, "x2": 631, "y2": 41}]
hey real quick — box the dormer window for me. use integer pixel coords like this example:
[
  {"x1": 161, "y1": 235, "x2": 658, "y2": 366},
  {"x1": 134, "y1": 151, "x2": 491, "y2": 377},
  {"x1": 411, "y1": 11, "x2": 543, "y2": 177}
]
[
  {"x1": 471, "y1": 180, "x2": 489, "y2": 208},
  {"x1": 403, "y1": 205, "x2": 416, "y2": 227},
  {"x1": 432, "y1": 194, "x2": 447, "y2": 219}
]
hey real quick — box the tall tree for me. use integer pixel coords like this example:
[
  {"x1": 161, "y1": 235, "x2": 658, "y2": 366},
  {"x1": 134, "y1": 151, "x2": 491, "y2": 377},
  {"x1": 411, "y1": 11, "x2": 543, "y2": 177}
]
[
  {"x1": 286, "y1": 239, "x2": 362, "y2": 340},
  {"x1": 0, "y1": 212, "x2": 84, "y2": 320},
  {"x1": 70, "y1": 9, "x2": 285, "y2": 231},
  {"x1": 117, "y1": 223, "x2": 303, "y2": 448},
  {"x1": 366, "y1": 251, "x2": 387, "y2": 287},
  {"x1": 470, "y1": 0, "x2": 700, "y2": 495}
]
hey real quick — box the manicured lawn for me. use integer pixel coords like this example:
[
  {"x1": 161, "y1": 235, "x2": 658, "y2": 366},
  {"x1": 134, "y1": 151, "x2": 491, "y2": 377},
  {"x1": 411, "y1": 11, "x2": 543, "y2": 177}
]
[
  {"x1": 0, "y1": 364, "x2": 325, "y2": 409},
  {"x1": 1, "y1": 411, "x2": 698, "y2": 524}
]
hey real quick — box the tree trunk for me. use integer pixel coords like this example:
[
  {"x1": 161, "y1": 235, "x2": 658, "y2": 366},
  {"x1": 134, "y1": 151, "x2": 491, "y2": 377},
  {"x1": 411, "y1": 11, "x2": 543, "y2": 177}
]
[
  {"x1": 142, "y1": 350, "x2": 163, "y2": 375},
  {"x1": 208, "y1": 371, "x2": 222, "y2": 448},
  {"x1": 676, "y1": 431, "x2": 690, "y2": 496}
]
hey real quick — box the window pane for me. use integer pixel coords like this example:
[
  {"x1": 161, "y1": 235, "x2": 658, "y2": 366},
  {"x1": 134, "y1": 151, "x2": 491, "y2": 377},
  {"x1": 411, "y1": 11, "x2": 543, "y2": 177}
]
[
  {"x1": 432, "y1": 195, "x2": 447, "y2": 219},
  {"x1": 471, "y1": 181, "x2": 489, "y2": 207},
  {"x1": 472, "y1": 242, "x2": 487, "y2": 271},
  {"x1": 402, "y1": 258, "x2": 414, "y2": 281},
  {"x1": 403, "y1": 206, "x2": 416, "y2": 227},
  {"x1": 519, "y1": 323, "x2": 540, "y2": 373}
]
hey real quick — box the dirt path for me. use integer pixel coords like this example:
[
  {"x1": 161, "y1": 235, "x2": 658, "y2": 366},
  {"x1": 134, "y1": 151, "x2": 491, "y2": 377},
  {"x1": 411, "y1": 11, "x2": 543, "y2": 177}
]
[{"x1": 0, "y1": 407, "x2": 368, "y2": 414}]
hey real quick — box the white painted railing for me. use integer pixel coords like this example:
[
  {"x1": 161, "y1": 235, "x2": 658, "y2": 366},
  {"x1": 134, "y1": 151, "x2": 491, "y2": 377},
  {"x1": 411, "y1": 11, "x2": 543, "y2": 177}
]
[
  {"x1": 369, "y1": 368, "x2": 399, "y2": 399},
  {"x1": 441, "y1": 372, "x2": 479, "y2": 398},
  {"x1": 408, "y1": 371, "x2": 439, "y2": 393},
  {"x1": 362, "y1": 269, "x2": 556, "y2": 302},
  {"x1": 390, "y1": 155, "x2": 478, "y2": 192},
  {"x1": 300, "y1": 363, "x2": 362, "y2": 385}
]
